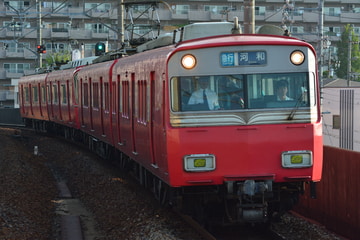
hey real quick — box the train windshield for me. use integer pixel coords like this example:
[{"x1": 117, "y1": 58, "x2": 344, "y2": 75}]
[{"x1": 171, "y1": 72, "x2": 312, "y2": 112}]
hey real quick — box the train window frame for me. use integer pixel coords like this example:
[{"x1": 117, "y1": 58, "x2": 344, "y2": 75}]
[
  {"x1": 170, "y1": 72, "x2": 311, "y2": 113},
  {"x1": 52, "y1": 84, "x2": 58, "y2": 104},
  {"x1": 61, "y1": 84, "x2": 67, "y2": 104},
  {"x1": 247, "y1": 72, "x2": 311, "y2": 109},
  {"x1": 83, "y1": 82, "x2": 89, "y2": 107},
  {"x1": 92, "y1": 82, "x2": 99, "y2": 109},
  {"x1": 24, "y1": 86, "x2": 29, "y2": 103},
  {"x1": 32, "y1": 85, "x2": 38, "y2": 103},
  {"x1": 41, "y1": 85, "x2": 46, "y2": 103}
]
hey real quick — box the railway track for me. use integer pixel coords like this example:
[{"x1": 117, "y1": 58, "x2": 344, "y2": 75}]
[
  {"x1": 174, "y1": 208, "x2": 287, "y2": 240},
  {"x1": 0, "y1": 126, "x2": 343, "y2": 240}
]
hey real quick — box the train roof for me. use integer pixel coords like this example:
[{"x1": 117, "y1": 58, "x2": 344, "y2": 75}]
[{"x1": 175, "y1": 33, "x2": 313, "y2": 51}]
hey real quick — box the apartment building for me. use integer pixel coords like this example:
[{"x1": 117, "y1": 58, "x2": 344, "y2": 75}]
[{"x1": 0, "y1": 0, "x2": 359, "y2": 108}]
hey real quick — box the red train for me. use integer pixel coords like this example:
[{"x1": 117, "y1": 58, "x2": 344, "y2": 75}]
[{"x1": 19, "y1": 22, "x2": 323, "y2": 225}]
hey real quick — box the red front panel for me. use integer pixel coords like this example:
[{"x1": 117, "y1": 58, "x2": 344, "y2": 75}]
[{"x1": 166, "y1": 122, "x2": 322, "y2": 187}]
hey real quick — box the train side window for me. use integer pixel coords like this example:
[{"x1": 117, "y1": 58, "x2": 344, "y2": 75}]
[
  {"x1": 112, "y1": 82, "x2": 117, "y2": 114},
  {"x1": 93, "y1": 82, "x2": 99, "y2": 109},
  {"x1": 73, "y1": 73, "x2": 79, "y2": 104},
  {"x1": 32, "y1": 85, "x2": 38, "y2": 103},
  {"x1": 24, "y1": 87, "x2": 29, "y2": 103},
  {"x1": 53, "y1": 84, "x2": 58, "y2": 104},
  {"x1": 61, "y1": 84, "x2": 67, "y2": 104},
  {"x1": 138, "y1": 80, "x2": 147, "y2": 124},
  {"x1": 104, "y1": 82, "x2": 110, "y2": 112},
  {"x1": 122, "y1": 80, "x2": 130, "y2": 118},
  {"x1": 41, "y1": 86, "x2": 46, "y2": 103},
  {"x1": 83, "y1": 83, "x2": 89, "y2": 107}
]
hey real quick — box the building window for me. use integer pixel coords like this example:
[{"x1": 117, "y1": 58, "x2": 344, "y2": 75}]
[
  {"x1": 255, "y1": 6, "x2": 266, "y2": 16},
  {"x1": 5, "y1": 1, "x2": 29, "y2": 10},
  {"x1": 84, "y1": 3, "x2": 111, "y2": 12},
  {"x1": 45, "y1": 42, "x2": 66, "y2": 52},
  {"x1": 324, "y1": 7, "x2": 341, "y2": 17},
  {"x1": 5, "y1": 42, "x2": 30, "y2": 53},
  {"x1": 204, "y1": 5, "x2": 229, "y2": 14},
  {"x1": 291, "y1": 26, "x2": 304, "y2": 34},
  {"x1": 172, "y1": 5, "x2": 189, "y2": 15},
  {"x1": 4, "y1": 63, "x2": 30, "y2": 73},
  {"x1": 85, "y1": 23, "x2": 109, "y2": 34},
  {"x1": 3, "y1": 21, "x2": 30, "y2": 31}
]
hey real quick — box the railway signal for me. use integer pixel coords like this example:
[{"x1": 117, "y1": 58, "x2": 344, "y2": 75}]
[
  {"x1": 95, "y1": 42, "x2": 106, "y2": 56},
  {"x1": 37, "y1": 45, "x2": 46, "y2": 54}
]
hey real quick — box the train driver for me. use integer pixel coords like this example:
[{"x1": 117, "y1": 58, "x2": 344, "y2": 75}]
[
  {"x1": 276, "y1": 80, "x2": 293, "y2": 101},
  {"x1": 188, "y1": 76, "x2": 220, "y2": 110}
]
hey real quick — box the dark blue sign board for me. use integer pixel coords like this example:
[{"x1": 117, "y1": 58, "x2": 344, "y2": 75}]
[
  {"x1": 220, "y1": 52, "x2": 235, "y2": 67},
  {"x1": 220, "y1": 51, "x2": 267, "y2": 67},
  {"x1": 239, "y1": 51, "x2": 266, "y2": 66}
]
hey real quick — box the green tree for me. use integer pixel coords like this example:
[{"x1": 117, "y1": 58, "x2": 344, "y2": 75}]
[
  {"x1": 336, "y1": 24, "x2": 360, "y2": 80},
  {"x1": 45, "y1": 51, "x2": 71, "y2": 68}
]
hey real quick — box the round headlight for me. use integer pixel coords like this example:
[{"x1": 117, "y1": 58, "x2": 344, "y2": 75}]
[
  {"x1": 290, "y1": 50, "x2": 305, "y2": 65},
  {"x1": 181, "y1": 54, "x2": 197, "y2": 69}
]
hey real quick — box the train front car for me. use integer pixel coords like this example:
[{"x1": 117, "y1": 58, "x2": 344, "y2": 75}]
[{"x1": 166, "y1": 35, "x2": 322, "y2": 224}]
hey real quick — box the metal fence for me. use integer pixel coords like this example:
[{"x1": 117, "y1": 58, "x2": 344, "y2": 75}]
[
  {"x1": 295, "y1": 145, "x2": 360, "y2": 240},
  {"x1": 0, "y1": 108, "x2": 23, "y2": 125}
]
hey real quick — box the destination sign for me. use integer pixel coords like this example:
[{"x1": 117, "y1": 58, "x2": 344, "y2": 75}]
[
  {"x1": 239, "y1": 51, "x2": 266, "y2": 65},
  {"x1": 220, "y1": 51, "x2": 267, "y2": 67}
]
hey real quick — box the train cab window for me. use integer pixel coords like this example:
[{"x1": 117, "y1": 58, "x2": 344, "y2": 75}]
[
  {"x1": 171, "y1": 75, "x2": 244, "y2": 112},
  {"x1": 247, "y1": 72, "x2": 310, "y2": 109},
  {"x1": 171, "y1": 72, "x2": 311, "y2": 112}
]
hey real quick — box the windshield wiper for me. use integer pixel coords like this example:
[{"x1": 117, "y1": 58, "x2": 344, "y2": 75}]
[{"x1": 287, "y1": 94, "x2": 304, "y2": 120}]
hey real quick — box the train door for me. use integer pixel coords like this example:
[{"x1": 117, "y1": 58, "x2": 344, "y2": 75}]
[
  {"x1": 131, "y1": 73, "x2": 137, "y2": 154},
  {"x1": 149, "y1": 71, "x2": 157, "y2": 167}
]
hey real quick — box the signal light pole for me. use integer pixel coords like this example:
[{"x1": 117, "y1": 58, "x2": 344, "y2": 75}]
[{"x1": 36, "y1": 0, "x2": 43, "y2": 68}]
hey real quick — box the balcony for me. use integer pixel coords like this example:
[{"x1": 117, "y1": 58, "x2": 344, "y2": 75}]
[
  {"x1": 69, "y1": 29, "x2": 92, "y2": 40},
  {"x1": 341, "y1": 12, "x2": 360, "y2": 23},
  {"x1": 5, "y1": 71, "x2": 23, "y2": 79}
]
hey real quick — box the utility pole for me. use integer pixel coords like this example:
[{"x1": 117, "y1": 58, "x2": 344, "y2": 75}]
[
  {"x1": 36, "y1": 0, "x2": 43, "y2": 68},
  {"x1": 318, "y1": 0, "x2": 324, "y2": 91},
  {"x1": 243, "y1": 0, "x2": 255, "y2": 34},
  {"x1": 118, "y1": 0, "x2": 124, "y2": 49},
  {"x1": 347, "y1": 30, "x2": 352, "y2": 86}
]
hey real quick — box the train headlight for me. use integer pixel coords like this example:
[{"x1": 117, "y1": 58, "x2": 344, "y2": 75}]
[
  {"x1": 181, "y1": 54, "x2": 197, "y2": 69},
  {"x1": 184, "y1": 154, "x2": 216, "y2": 172},
  {"x1": 290, "y1": 50, "x2": 305, "y2": 65},
  {"x1": 282, "y1": 150, "x2": 313, "y2": 168}
]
